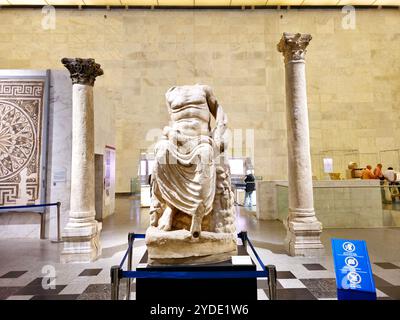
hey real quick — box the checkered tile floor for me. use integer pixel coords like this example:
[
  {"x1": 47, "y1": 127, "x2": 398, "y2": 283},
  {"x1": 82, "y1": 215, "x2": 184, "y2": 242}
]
[
  {"x1": 1, "y1": 261, "x2": 399, "y2": 300},
  {"x1": 1, "y1": 200, "x2": 399, "y2": 300}
]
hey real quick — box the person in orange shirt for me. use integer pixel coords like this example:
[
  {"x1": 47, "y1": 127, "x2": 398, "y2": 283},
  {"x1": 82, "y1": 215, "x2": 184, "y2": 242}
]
[
  {"x1": 361, "y1": 165, "x2": 376, "y2": 179},
  {"x1": 373, "y1": 163, "x2": 384, "y2": 180}
]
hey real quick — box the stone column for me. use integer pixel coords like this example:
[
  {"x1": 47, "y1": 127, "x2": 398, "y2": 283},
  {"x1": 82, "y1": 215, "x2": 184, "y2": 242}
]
[
  {"x1": 277, "y1": 33, "x2": 324, "y2": 256},
  {"x1": 60, "y1": 58, "x2": 103, "y2": 263}
]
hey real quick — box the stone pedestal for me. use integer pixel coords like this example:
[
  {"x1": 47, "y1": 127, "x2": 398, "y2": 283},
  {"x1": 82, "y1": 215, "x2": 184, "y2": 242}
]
[
  {"x1": 277, "y1": 33, "x2": 324, "y2": 256},
  {"x1": 60, "y1": 58, "x2": 103, "y2": 263}
]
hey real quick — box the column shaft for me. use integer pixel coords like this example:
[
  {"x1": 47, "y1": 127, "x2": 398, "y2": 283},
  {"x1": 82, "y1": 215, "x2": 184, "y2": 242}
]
[
  {"x1": 70, "y1": 85, "x2": 95, "y2": 219},
  {"x1": 285, "y1": 61, "x2": 315, "y2": 219}
]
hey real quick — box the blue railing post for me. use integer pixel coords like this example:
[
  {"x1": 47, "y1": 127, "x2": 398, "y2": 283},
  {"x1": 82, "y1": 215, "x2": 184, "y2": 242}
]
[
  {"x1": 111, "y1": 265, "x2": 121, "y2": 300},
  {"x1": 56, "y1": 202, "x2": 61, "y2": 242},
  {"x1": 267, "y1": 265, "x2": 277, "y2": 300},
  {"x1": 40, "y1": 208, "x2": 46, "y2": 239},
  {"x1": 126, "y1": 232, "x2": 135, "y2": 300},
  {"x1": 51, "y1": 202, "x2": 63, "y2": 243}
]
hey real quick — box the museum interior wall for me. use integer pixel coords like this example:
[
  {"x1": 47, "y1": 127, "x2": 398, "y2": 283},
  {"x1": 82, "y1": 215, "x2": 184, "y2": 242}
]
[{"x1": 0, "y1": 8, "x2": 399, "y2": 193}]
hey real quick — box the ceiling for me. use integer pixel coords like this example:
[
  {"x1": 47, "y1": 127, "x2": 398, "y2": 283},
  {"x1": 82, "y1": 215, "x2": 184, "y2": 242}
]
[{"x1": 0, "y1": 0, "x2": 399, "y2": 7}]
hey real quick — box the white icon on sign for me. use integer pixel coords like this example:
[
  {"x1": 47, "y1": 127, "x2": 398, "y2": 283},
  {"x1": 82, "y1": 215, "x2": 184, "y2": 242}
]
[
  {"x1": 347, "y1": 272, "x2": 362, "y2": 284},
  {"x1": 343, "y1": 242, "x2": 355, "y2": 252},
  {"x1": 345, "y1": 256, "x2": 359, "y2": 268}
]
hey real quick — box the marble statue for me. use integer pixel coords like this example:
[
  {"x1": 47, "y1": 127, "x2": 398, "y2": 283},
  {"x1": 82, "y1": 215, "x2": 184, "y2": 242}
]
[{"x1": 145, "y1": 84, "x2": 237, "y2": 264}]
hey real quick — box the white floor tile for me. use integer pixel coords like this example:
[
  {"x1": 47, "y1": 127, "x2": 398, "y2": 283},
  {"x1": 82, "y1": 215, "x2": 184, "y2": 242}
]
[
  {"x1": 376, "y1": 289, "x2": 389, "y2": 298},
  {"x1": 257, "y1": 289, "x2": 268, "y2": 300},
  {"x1": 278, "y1": 279, "x2": 306, "y2": 289},
  {"x1": 7, "y1": 295, "x2": 33, "y2": 300}
]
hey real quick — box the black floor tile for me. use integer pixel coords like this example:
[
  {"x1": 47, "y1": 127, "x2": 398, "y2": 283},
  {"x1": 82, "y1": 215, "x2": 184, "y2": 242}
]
[
  {"x1": 77, "y1": 292, "x2": 109, "y2": 300},
  {"x1": 374, "y1": 262, "x2": 400, "y2": 270},
  {"x1": 81, "y1": 284, "x2": 111, "y2": 294},
  {"x1": 266, "y1": 288, "x2": 317, "y2": 300},
  {"x1": 378, "y1": 286, "x2": 400, "y2": 300},
  {"x1": 78, "y1": 284, "x2": 111, "y2": 300},
  {"x1": 257, "y1": 279, "x2": 268, "y2": 289},
  {"x1": 25, "y1": 277, "x2": 46, "y2": 287},
  {"x1": 0, "y1": 271, "x2": 27, "y2": 279},
  {"x1": 257, "y1": 279, "x2": 283, "y2": 289},
  {"x1": 0, "y1": 287, "x2": 22, "y2": 300},
  {"x1": 303, "y1": 264, "x2": 327, "y2": 271},
  {"x1": 77, "y1": 283, "x2": 130, "y2": 300},
  {"x1": 79, "y1": 269, "x2": 103, "y2": 277},
  {"x1": 373, "y1": 275, "x2": 394, "y2": 288},
  {"x1": 16, "y1": 285, "x2": 66, "y2": 296},
  {"x1": 30, "y1": 294, "x2": 79, "y2": 300},
  {"x1": 277, "y1": 271, "x2": 296, "y2": 279},
  {"x1": 300, "y1": 278, "x2": 337, "y2": 299}
]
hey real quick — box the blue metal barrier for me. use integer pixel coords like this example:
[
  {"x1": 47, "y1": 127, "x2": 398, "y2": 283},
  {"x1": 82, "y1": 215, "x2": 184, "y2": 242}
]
[
  {"x1": 0, "y1": 202, "x2": 61, "y2": 240},
  {"x1": 0, "y1": 203, "x2": 59, "y2": 210},
  {"x1": 110, "y1": 231, "x2": 277, "y2": 300}
]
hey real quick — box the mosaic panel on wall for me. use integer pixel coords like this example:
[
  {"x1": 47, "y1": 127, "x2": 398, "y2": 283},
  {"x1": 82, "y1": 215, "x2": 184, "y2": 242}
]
[{"x1": 0, "y1": 79, "x2": 46, "y2": 206}]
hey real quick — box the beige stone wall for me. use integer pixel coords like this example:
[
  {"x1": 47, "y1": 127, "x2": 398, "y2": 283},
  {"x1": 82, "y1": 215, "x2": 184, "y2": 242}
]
[{"x1": 1, "y1": 8, "x2": 399, "y2": 192}]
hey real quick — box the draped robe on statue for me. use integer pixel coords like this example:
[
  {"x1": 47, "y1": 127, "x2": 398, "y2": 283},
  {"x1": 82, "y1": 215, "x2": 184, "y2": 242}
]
[{"x1": 152, "y1": 131, "x2": 216, "y2": 219}]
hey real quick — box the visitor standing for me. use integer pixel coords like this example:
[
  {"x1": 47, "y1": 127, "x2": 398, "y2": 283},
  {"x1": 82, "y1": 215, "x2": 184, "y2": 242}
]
[
  {"x1": 148, "y1": 174, "x2": 152, "y2": 196},
  {"x1": 244, "y1": 170, "x2": 256, "y2": 207},
  {"x1": 384, "y1": 167, "x2": 397, "y2": 184}
]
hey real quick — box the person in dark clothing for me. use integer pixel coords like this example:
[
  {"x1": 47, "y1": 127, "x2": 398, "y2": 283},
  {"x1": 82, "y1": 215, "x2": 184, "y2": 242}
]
[
  {"x1": 148, "y1": 174, "x2": 152, "y2": 196},
  {"x1": 244, "y1": 171, "x2": 256, "y2": 207}
]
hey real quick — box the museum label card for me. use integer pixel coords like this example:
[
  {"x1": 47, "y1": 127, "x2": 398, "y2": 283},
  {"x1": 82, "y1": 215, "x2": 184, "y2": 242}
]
[{"x1": 231, "y1": 255, "x2": 252, "y2": 265}]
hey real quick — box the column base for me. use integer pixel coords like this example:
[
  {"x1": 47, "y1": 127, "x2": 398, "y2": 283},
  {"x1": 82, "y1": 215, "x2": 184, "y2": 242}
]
[
  {"x1": 284, "y1": 218, "x2": 325, "y2": 257},
  {"x1": 61, "y1": 219, "x2": 102, "y2": 263}
]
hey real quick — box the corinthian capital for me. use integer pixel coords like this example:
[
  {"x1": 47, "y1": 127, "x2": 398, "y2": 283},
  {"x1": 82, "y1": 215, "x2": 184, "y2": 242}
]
[
  {"x1": 61, "y1": 58, "x2": 104, "y2": 86},
  {"x1": 277, "y1": 33, "x2": 312, "y2": 64}
]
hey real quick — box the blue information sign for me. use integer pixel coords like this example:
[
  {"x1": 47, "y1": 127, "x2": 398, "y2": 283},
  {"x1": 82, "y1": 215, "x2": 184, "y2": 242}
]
[{"x1": 331, "y1": 238, "x2": 376, "y2": 300}]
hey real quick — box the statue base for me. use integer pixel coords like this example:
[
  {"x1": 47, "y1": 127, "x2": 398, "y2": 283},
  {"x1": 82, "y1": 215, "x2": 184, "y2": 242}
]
[
  {"x1": 145, "y1": 226, "x2": 237, "y2": 265},
  {"x1": 137, "y1": 245, "x2": 257, "y2": 301}
]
